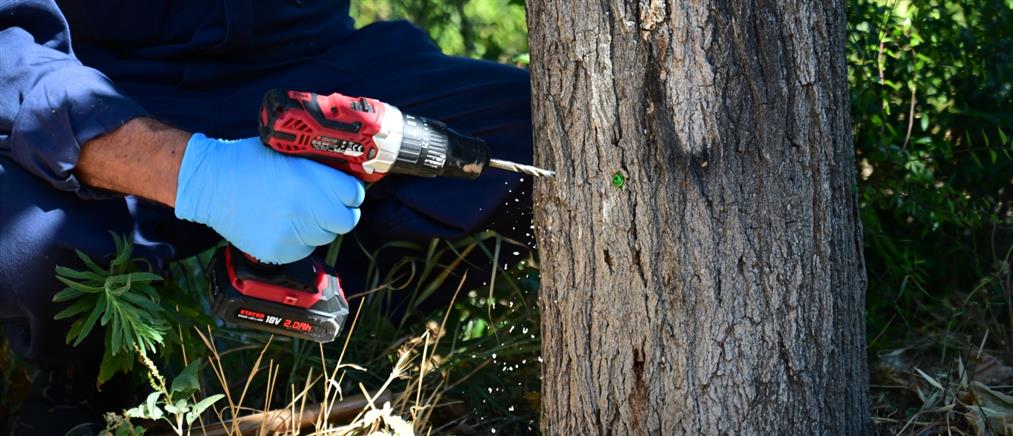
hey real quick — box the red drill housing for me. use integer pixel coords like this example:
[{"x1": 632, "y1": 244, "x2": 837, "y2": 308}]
[
  {"x1": 259, "y1": 89, "x2": 390, "y2": 182},
  {"x1": 259, "y1": 88, "x2": 492, "y2": 180}
]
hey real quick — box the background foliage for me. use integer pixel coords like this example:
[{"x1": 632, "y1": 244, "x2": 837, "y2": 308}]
[
  {"x1": 851, "y1": 0, "x2": 1012, "y2": 346},
  {"x1": 351, "y1": 0, "x2": 528, "y2": 63},
  {"x1": 849, "y1": 0, "x2": 1013, "y2": 432}
]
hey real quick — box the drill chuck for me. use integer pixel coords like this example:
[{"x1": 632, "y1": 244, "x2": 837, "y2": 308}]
[{"x1": 390, "y1": 115, "x2": 490, "y2": 179}]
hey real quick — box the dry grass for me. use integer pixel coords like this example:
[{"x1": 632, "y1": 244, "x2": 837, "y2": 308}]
[{"x1": 143, "y1": 273, "x2": 478, "y2": 436}]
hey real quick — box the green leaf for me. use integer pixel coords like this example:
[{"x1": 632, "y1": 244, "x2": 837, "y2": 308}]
[
  {"x1": 110, "y1": 311, "x2": 123, "y2": 353},
  {"x1": 147, "y1": 404, "x2": 163, "y2": 421},
  {"x1": 134, "y1": 284, "x2": 160, "y2": 302},
  {"x1": 66, "y1": 319, "x2": 83, "y2": 344},
  {"x1": 105, "y1": 274, "x2": 134, "y2": 297},
  {"x1": 110, "y1": 233, "x2": 134, "y2": 272},
  {"x1": 163, "y1": 399, "x2": 189, "y2": 415},
  {"x1": 75, "y1": 249, "x2": 107, "y2": 275},
  {"x1": 52, "y1": 287, "x2": 85, "y2": 303},
  {"x1": 55, "y1": 265, "x2": 104, "y2": 281},
  {"x1": 146, "y1": 391, "x2": 162, "y2": 417},
  {"x1": 120, "y1": 292, "x2": 164, "y2": 314},
  {"x1": 127, "y1": 272, "x2": 163, "y2": 283},
  {"x1": 54, "y1": 298, "x2": 95, "y2": 320},
  {"x1": 170, "y1": 358, "x2": 202, "y2": 397},
  {"x1": 98, "y1": 344, "x2": 134, "y2": 385},
  {"x1": 55, "y1": 275, "x2": 103, "y2": 293},
  {"x1": 73, "y1": 293, "x2": 105, "y2": 346},
  {"x1": 101, "y1": 296, "x2": 115, "y2": 327},
  {"x1": 186, "y1": 394, "x2": 225, "y2": 426},
  {"x1": 124, "y1": 405, "x2": 146, "y2": 419},
  {"x1": 125, "y1": 391, "x2": 165, "y2": 421},
  {"x1": 970, "y1": 151, "x2": 984, "y2": 168},
  {"x1": 114, "y1": 422, "x2": 142, "y2": 436},
  {"x1": 172, "y1": 305, "x2": 202, "y2": 319},
  {"x1": 120, "y1": 308, "x2": 135, "y2": 353},
  {"x1": 104, "y1": 274, "x2": 128, "y2": 287},
  {"x1": 110, "y1": 231, "x2": 123, "y2": 254}
]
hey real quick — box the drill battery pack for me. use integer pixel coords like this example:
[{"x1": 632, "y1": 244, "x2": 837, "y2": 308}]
[{"x1": 209, "y1": 245, "x2": 349, "y2": 343}]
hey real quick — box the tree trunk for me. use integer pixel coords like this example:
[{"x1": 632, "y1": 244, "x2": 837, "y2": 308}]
[{"x1": 527, "y1": 0, "x2": 868, "y2": 434}]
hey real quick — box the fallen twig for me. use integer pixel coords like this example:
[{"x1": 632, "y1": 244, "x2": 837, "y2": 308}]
[{"x1": 171, "y1": 391, "x2": 395, "y2": 436}]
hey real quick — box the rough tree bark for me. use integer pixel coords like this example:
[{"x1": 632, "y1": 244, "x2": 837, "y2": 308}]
[{"x1": 527, "y1": 0, "x2": 868, "y2": 434}]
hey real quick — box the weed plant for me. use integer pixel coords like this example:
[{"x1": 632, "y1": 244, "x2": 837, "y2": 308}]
[{"x1": 55, "y1": 229, "x2": 541, "y2": 435}]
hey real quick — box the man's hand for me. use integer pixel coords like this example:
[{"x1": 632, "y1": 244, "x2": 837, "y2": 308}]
[
  {"x1": 75, "y1": 118, "x2": 365, "y2": 264},
  {"x1": 174, "y1": 134, "x2": 364, "y2": 264}
]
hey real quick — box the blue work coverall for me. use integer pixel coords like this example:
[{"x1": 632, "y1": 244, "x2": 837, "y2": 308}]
[{"x1": 0, "y1": 0, "x2": 532, "y2": 365}]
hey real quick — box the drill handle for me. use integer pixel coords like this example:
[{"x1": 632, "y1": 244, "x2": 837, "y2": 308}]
[{"x1": 258, "y1": 89, "x2": 392, "y2": 182}]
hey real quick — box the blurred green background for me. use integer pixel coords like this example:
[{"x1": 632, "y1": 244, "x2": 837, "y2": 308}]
[{"x1": 351, "y1": 0, "x2": 529, "y2": 63}]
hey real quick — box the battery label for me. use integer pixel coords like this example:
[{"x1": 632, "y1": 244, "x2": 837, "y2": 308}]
[
  {"x1": 235, "y1": 308, "x2": 313, "y2": 333},
  {"x1": 237, "y1": 308, "x2": 267, "y2": 322},
  {"x1": 311, "y1": 136, "x2": 364, "y2": 157}
]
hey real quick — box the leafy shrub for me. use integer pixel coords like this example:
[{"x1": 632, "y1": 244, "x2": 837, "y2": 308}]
[
  {"x1": 849, "y1": 0, "x2": 1013, "y2": 350},
  {"x1": 351, "y1": 0, "x2": 528, "y2": 63}
]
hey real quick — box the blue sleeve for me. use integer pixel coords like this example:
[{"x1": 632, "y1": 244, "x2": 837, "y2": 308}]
[{"x1": 0, "y1": 0, "x2": 147, "y2": 198}]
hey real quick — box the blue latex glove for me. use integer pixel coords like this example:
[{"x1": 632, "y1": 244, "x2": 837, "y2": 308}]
[{"x1": 175, "y1": 134, "x2": 365, "y2": 264}]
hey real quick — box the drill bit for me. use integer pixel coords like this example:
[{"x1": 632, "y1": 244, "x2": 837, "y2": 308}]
[{"x1": 489, "y1": 159, "x2": 556, "y2": 177}]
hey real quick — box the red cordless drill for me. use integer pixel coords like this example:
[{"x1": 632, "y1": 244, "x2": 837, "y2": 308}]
[{"x1": 209, "y1": 89, "x2": 552, "y2": 343}]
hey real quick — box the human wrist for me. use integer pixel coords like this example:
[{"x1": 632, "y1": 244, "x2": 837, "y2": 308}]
[
  {"x1": 76, "y1": 117, "x2": 191, "y2": 206},
  {"x1": 173, "y1": 132, "x2": 213, "y2": 222}
]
